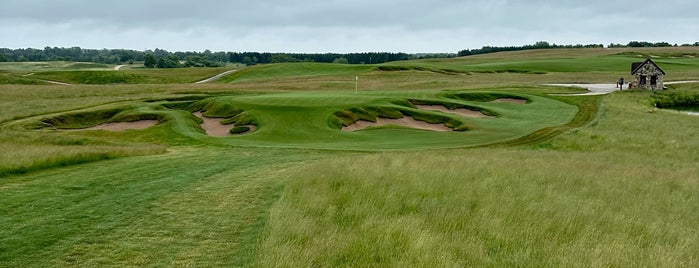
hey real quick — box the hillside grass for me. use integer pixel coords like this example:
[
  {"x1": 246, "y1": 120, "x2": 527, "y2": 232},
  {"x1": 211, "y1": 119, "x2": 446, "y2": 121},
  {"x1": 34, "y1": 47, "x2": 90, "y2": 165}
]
[
  {"x1": 28, "y1": 67, "x2": 234, "y2": 84},
  {"x1": 0, "y1": 48, "x2": 698, "y2": 266}
]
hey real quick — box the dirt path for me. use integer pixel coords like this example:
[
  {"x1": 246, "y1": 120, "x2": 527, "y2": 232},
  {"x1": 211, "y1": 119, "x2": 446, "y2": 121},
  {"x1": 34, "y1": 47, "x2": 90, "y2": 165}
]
[
  {"x1": 194, "y1": 70, "x2": 237, "y2": 84},
  {"x1": 546, "y1": 81, "x2": 698, "y2": 96},
  {"x1": 40, "y1": 79, "x2": 73, "y2": 86},
  {"x1": 114, "y1": 65, "x2": 127, "y2": 70}
]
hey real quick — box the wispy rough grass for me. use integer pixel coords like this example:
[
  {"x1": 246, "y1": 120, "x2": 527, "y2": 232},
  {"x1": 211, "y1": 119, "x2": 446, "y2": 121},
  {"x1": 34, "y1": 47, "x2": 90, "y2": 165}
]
[
  {"x1": 255, "y1": 91, "x2": 698, "y2": 267},
  {"x1": 0, "y1": 143, "x2": 165, "y2": 177}
]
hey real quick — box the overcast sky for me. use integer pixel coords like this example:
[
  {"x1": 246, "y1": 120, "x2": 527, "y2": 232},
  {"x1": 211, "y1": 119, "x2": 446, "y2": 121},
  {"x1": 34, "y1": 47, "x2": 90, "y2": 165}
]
[{"x1": 1, "y1": 0, "x2": 697, "y2": 53}]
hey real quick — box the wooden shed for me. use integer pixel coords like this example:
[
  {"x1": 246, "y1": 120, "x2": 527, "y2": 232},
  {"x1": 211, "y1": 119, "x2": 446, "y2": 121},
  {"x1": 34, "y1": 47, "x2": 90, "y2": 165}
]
[{"x1": 631, "y1": 59, "x2": 665, "y2": 90}]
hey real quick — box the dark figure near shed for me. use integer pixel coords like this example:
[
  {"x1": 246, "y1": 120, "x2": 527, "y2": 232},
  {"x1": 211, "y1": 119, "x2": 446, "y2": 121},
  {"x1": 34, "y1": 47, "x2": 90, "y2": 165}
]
[{"x1": 618, "y1": 77, "x2": 624, "y2": 90}]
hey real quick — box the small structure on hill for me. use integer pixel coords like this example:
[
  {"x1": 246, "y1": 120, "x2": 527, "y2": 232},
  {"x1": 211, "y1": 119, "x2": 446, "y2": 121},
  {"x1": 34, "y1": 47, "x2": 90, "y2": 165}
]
[{"x1": 631, "y1": 59, "x2": 665, "y2": 90}]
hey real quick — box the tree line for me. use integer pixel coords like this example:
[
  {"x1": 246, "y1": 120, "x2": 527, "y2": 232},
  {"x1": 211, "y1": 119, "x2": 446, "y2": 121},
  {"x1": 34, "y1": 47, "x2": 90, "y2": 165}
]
[
  {"x1": 608, "y1": 41, "x2": 699, "y2": 48},
  {"x1": 0, "y1": 46, "x2": 442, "y2": 68},
  {"x1": 458, "y1": 41, "x2": 699, "y2": 57},
  {"x1": 3, "y1": 41, "x2": 697, "y2": 68},
  {"x1": 457, "y1": 41, "x2": 604, "y2": 57}
]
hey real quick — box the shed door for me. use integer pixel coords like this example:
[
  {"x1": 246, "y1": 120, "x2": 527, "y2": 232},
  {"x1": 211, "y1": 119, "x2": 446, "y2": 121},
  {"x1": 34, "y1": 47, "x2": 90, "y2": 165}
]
[{"x1": 651, "y1": 75, "x2": 657, "y2": 86}]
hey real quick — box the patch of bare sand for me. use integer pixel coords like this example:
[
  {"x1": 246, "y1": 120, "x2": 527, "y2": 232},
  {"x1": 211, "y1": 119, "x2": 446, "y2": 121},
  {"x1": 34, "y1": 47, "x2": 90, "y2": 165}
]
[
  {"x1": 193, "y1": 112, "x2": 255, "y2": 136},
  {"x1": 86, "y1": 120, "x2": 158, "y2": 131},
  {"x1": 342, "y1": 117, "x2": 451, "y2": 132},
  {"x1": 492, "y1": 98, "x2": 527, "y2": 104},
  {"x1": 415, "y1": 105, "x2": 494, "y2": 118},
  {"x1": 193, "y1": 111, "x2": 231, "y2": 137}
]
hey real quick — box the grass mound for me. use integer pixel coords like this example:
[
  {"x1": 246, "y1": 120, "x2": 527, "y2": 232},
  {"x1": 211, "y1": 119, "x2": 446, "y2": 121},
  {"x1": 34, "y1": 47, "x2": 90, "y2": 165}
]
[
  {"x1": 376, "y1": 65, "x2": 468, "y2": 75},
  {"x1": 329, "y1": 103, "x2": 469, "y2": 132},
  {"x1": 409, "y1": 99, "x2": 499, "y2": 117},
  {"x1": 32, "y1": 70, "x2": 150, "y2": 84},
  {"x1": 445, "y1": 92, "x2": 530, "y2": 103},
  {"x1": 229, "y1": 126, "x2": 251, "y2": 134},
  {"x1": 36, "y1": 106, "x2": 165, "y2": 130},
  {"x1": 188, "y1": 98, "x2": 258, "y2": 126}
]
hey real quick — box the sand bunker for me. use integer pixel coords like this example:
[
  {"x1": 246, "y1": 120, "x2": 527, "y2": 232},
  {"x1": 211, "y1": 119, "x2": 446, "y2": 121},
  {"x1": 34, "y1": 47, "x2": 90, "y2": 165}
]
[
  {"x1": 85, "y1": 120, "x2": 158, "y2": 131},
  {"x1": 415, "y1": 105, "x2": 494, "y2": 118},
  {"x1": 193, "y1": 111, "x2": 255, "y2": 136},
  {"x1": 492, "y1": 98, "x2": 527, "y2": 104},
  {"x1": 194, "y1": 111, "x2": 231, "y2": 137},
  {"x1": 342, "y1": 117, "x2": 451, "y2": 132}
]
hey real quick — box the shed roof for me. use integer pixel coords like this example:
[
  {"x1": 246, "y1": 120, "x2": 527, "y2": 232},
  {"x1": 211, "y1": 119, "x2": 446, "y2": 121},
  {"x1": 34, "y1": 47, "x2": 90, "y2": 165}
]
[{"x1": 631, "y1": 59, "x2": 666, "y2": 75}]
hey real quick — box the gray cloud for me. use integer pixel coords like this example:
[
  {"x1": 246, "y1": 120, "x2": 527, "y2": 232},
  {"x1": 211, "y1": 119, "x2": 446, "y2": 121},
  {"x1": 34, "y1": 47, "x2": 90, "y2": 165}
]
[{"x1": 1, "y1": 0, "x2": 697, "y2": 52}]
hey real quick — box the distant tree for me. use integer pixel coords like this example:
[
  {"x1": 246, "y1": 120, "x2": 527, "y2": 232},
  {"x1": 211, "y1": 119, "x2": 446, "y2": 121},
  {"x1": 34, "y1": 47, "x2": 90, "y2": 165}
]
[
  {"x1": 242, "y1": 56, "x2": 253, "y2": 66},
  {"x1": 157, "y1": 54, "x2": 181, "y2": 68},
  {"x1": 0, "y1": 53, "x2": 7, "y2": 62},
  {"x1": 144, "y1": 53, "x2": 156, "y2": 68},
  {"x1": 270, "y1": 54, "x2": 300, "y2": 63},
  {"x1": 332, "y1": 57, "x2": 349, "y2": 64}
]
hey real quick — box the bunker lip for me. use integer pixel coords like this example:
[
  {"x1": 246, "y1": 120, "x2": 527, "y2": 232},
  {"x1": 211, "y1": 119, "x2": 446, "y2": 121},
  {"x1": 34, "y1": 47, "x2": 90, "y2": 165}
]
[
  {"x1": 193, "y1": 111, "x2": 255, "y2": 136},
  {"x1": 342, "y1": 116, "x2": 452, "y2": 132},
  {"x1": 492, "y1": 98, "x2": 527, "y2": 104},
  {"x1": 415, "y1": 105, "x2": 494, "y2": 118},
  {"x1": 85, "y1": 120, "x2": 158, "y2": 131}
]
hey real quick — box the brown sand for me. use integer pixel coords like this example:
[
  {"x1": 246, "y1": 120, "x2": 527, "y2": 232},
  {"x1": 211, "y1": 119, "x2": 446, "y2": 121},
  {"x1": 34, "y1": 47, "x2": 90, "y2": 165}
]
[
  {"x1": 86, "y1": 120, "x2": 158, "y2": 131},
  {"x1": 492, "y1": 98, "x2": 527, "y2": 104},
  {"x1": 193, "y1": 112, "x2": 231, "y2": 137},
  {"x1": 415, "y1": 105, "x2": 494, "y2": 118},
  {"x1": 193, "y1": 111, "x2": 255, "y2": 136},
  {"x1": 342, "y1": 117, "x2": 451, "y2": 132}
]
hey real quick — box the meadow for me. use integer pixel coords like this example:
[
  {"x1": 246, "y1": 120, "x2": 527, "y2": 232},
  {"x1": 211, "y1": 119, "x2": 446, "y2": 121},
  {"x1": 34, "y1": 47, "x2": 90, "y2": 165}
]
[{"x1": 0, "y1": 47, "x2": 697, "y2": 267}]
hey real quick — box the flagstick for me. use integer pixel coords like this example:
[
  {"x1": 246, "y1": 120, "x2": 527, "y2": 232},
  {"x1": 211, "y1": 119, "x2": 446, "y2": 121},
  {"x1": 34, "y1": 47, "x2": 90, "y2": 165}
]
[{"x1": 355, "y1": 76, "x2": 358, "y2": 93}]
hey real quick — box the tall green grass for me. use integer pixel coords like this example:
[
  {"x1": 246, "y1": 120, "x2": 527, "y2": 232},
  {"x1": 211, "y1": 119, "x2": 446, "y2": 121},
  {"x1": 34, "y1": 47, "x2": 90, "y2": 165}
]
[{"x1": 255, "y1": 91, "x2": 698, "y2": 267}]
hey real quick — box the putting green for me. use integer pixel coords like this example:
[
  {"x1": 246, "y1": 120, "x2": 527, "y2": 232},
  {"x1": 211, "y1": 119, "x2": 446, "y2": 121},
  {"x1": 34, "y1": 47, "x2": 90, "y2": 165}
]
[{"x1": 24, "y1": 89, "x2": 578, "y2": 151}]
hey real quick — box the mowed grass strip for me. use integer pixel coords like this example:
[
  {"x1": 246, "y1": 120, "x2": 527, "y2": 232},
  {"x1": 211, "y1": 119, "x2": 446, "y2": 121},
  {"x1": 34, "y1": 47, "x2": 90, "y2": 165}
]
[{"x1": 0, "y1": 147, "x2": 318, "y2": 267}]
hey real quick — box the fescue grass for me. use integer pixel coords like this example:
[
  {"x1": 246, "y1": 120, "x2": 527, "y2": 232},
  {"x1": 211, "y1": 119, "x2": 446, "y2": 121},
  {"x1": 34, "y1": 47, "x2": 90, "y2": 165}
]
[{"x1": 255, "y1": 91, "x2": 698, "y2": 267}]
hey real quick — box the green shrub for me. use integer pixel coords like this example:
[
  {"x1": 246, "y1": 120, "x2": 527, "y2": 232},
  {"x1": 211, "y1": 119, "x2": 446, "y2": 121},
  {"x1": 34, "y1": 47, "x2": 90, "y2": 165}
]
[{"x1": 652, "y1": 91, "x2": 699, "y2": 109}]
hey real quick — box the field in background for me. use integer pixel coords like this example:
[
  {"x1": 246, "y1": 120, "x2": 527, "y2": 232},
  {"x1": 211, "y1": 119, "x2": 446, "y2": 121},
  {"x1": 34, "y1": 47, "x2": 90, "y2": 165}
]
[{"x1": 0, "y1": 48, "x2": 697, "y2": 266}]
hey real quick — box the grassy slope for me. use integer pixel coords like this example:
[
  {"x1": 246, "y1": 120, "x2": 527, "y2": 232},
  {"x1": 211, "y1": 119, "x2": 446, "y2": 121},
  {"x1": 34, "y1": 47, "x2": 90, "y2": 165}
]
[
  {"x1": 29, "y1": 67, "x2": 234, "y2": 84},
  {"x1": 0, "y1": 48, "x2": 698, "y2": 266}
]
